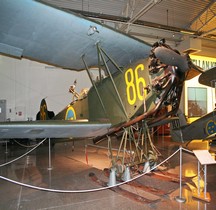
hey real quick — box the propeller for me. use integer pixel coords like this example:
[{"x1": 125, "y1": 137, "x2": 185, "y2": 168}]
[
  {"x1": 153, "y1": 46, "x2": 203, "y2": 75},
  {"x1": 151, "y1": 39, "x2": 203, "y2": 75},
  {"x1": 198, "y1": 66, "x2": 216, "y2": 87}
]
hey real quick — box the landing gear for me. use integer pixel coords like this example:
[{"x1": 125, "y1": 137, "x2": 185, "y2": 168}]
[{"x1": 108, "y1": 121, "x2": 160, "y2": 179}]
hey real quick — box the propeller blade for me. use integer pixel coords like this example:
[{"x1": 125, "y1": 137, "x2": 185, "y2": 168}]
[{"x1": 199, "y1": 66, "x2": 216, "y2": 87}]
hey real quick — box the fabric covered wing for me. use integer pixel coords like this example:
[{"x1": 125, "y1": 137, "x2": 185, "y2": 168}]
[
  {"x1": 0, "y1": 0, "x2": 151, "y2": 71},
  {"x1": 0, "y1": 120, "x2": 111, "y2": 139}
]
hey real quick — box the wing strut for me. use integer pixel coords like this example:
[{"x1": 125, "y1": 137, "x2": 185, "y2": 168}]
[
  {"x1": 97, "y1": 44, "x2": 129, "y2": 120},
  {"x1": 82, "y1": 55, "x2": 108, "y2": 118},
  {"x1": 98, "y1": 46, "x2": 123, "y2": 74}
]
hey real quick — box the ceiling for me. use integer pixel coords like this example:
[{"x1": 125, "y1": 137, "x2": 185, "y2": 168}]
[{"x1": 40, "y1": 0, "x2": 216, "y2": 57}]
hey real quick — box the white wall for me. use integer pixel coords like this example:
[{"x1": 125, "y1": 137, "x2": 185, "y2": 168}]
[{"x1": 0, "y1": 55, "x2": 91, "y2": 121}]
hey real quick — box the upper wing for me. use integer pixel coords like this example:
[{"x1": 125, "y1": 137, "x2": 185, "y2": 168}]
[
  {"x1": 0, "y1": 120, "x2": 111, "y2": 139},
  {"x1": 199, "y1": 66, "x2": 216, "y2": 87},
  {"x1": 0, "y1": 0, "x2": 151, "y2": 71}
]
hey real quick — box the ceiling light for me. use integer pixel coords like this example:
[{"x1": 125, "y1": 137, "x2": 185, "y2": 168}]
[{"x1": 180, "y1": 30, "x2": 195, "y2": 35}]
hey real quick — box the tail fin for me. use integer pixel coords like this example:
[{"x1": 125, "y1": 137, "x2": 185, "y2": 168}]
[
  {"x1": 171, "y1": 110, "x2": 216, "y2": 142},
  {"x1": 36, "y1": 99, "x2": 55, "y2": 120}
]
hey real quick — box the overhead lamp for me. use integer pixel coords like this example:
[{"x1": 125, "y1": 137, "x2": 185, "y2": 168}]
[{"x1": 180, "y1": 30, "x2": 196, "y2": 35}]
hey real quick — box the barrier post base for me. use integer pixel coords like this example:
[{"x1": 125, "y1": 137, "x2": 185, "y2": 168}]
[{"x1": 175, "y1": 196, "x2": 186, "y2": 203}]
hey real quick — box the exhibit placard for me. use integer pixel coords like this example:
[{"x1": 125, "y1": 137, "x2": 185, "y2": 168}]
[{"x1": 193, "y1": 150, "x2": 216, "y2": 165}]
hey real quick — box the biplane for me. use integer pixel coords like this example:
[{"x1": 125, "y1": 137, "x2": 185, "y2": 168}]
[{"x1": 0, "y1": 0, "x2": 206, "y2": 172}]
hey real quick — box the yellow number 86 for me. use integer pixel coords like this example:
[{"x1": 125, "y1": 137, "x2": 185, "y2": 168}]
[{"x1": 125, "y1": 64, "x2": 146, "y2": 105}]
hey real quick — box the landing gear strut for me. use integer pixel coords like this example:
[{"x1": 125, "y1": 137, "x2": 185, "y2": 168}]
[{"x1": 108, "y1": 120, "x2": 160, "y2": 178}]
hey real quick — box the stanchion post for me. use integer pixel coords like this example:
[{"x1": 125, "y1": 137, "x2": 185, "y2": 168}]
[
  {"x1": 48, "y1": 138, "x2": 52, "y2": 170},
  {"x1": 204, "y1": 164, "x2": 207, "y2": 199},
  {"x1": 198, "y1": 161, "x2": 200, "y2": 196},
  {"x1": 175, "y1": 146, "x2": 186, "y2": 203},
  {"x1": 5, "y1": 141, "x2": 8, "y2": 154}
]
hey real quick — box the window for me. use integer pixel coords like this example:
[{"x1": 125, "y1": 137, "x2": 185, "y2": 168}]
[{"x1": 188, "y1": 87, "x2": 207, "y2": 117}]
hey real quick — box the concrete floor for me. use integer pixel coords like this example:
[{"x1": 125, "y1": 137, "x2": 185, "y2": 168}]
[{"x1": 0, "y1": 135, "x2": 216, "y2": 210}]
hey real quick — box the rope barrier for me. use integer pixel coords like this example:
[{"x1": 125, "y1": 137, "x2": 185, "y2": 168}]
[
  {"x1": 182, "y1": 147, "x2": 194, "y2": 154},
  {"x1": 0, "y1": 138, "x2": 47, "y2": 167},
  {"x1": 0, "y1": 147, "x2": 180, "y2": 193},
  {"x1": 14, "y1": 139, "x2": 43, "y2": 148}
]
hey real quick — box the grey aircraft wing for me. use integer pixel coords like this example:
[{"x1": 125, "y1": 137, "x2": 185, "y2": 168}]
[
  {"x1": 0, "y1": 0, "x2": 151, "y2": 72},
  {"x1": 0, "y1": 120, "x2": 111, "y2": 139}
]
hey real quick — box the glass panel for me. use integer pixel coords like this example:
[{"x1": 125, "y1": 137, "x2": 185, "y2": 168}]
[{"x1": 188, "y1": 87, "x2": 207, "y2": 117}]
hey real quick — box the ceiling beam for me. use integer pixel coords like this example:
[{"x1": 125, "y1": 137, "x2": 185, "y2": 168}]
[
  {"x1": 186, "y1": 0, "x2": 216, "y2": 32},
  {"x1": 64, "y1": 8, "x2": 198, "y2": 36},
  {"x1": 120, "y1": 0, "x2": 162, "y2": 32}
]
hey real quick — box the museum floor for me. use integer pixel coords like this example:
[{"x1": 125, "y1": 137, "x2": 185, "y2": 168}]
[{"x1": 0, "y1": 135, "x2": 216, "y2": 210}]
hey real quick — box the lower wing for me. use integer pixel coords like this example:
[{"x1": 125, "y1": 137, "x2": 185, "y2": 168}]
[{"x1": 0, "y1": 120, "x2": 111, "y2": 139}]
